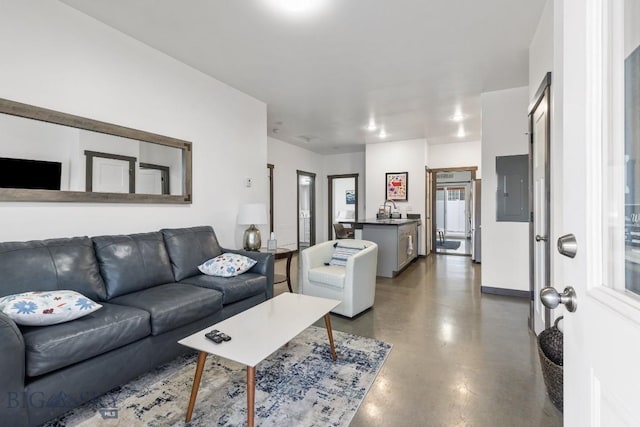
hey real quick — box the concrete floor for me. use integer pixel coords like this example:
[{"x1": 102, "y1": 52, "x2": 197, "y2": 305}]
[{"x1": 274, "y1": 253, "x2": 563, "y2": 427}]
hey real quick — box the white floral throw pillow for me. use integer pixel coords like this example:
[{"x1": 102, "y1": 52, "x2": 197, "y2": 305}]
[
  {"x1": 0, "y1": 290, "x2": 102, "y2": 326},
  {"x1": 198, "y1": 253, "x2": 257, "y2": 277}
]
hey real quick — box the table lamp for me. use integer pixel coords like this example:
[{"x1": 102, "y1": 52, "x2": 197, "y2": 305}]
[{"x1": 237, "y1": 203, "x2": 268, "y2": 251}]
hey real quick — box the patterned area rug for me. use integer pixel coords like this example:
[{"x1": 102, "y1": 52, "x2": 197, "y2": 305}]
[{"x1": 44, "y1": 326, "x2": 391, "y2": 427}]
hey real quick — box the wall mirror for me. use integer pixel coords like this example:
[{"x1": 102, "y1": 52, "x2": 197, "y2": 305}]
[{"x1": 0, "y1": 98, "x2": 192, "y2": 203}]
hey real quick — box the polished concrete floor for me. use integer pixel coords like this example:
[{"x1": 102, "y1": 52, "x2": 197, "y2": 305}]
[{"x1": 274, "y1": 254, "x2": 562, "y2": 427}]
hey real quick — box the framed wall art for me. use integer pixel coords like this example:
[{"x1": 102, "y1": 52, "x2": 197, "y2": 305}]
[
  {"x1": 385, "y1": 172, "x2": 408, "y2": 201},
  {"x1": 345, "y1": 189, "x2": 356, "y2": 204}
]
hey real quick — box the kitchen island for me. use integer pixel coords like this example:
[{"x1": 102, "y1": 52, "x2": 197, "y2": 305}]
[{"x1": 348, "y1": 218, "x2": 420, "y2": 278}]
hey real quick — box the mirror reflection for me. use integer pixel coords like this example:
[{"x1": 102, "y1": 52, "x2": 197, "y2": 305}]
[{"x1": 0, "y1": 98, "x2": 192, "y2": 203}]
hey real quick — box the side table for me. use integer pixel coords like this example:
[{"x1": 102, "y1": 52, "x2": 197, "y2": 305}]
[{"x1": 260, "y1": 247, "x2": 294, "y2": 292}]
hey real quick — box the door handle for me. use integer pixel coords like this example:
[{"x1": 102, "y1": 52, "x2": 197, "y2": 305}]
[
  {"x1": 557, "y1": 234, "x2": 578, "y2": 258},
  {"x1": 540, "y1": 286, "x2": 577, "y2": 312},
  {"x1": 535, "y1": 235, "x2": 548, "y2": 242}
]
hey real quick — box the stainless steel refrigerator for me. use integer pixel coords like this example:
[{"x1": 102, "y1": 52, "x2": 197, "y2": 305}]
[{"x1": 471, "y1": 179, "x2": 481, "y2": 263}]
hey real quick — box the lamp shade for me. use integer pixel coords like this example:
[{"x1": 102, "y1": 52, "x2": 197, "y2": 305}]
[{"x1": 237, "y1": 203, "x2": 268, "y2": 225}]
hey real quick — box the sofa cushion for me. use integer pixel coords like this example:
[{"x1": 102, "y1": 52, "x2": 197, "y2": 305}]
[
  {"x1": 161, "y1": 226, "x2": 223, "y2": 281},
  {"x1": 20, "y1": 302, "x2": 150, "y2": 377},
  {"x1": 93, "y1": 232, "x2": 176, "y2": 300},
  {"x1": 110, "y1": 283, "x2": 222, "y2": 335},
  {"x1": 0, "y1": 237, "x2": 106, "y2": 301},
  {"x1": 308, "y1": 265, "x2": 346, "y2": 289},
  {"x1": 0, "y1": 290, "x2": 102, "y2": 326},
  {"x1": 180, "y1": 273, "x2": 267, "y2": 305}
]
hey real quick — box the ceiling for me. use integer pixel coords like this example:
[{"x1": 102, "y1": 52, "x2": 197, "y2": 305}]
[{"x1": 60, "y1": 0, "x2": 546, "y2": 154}]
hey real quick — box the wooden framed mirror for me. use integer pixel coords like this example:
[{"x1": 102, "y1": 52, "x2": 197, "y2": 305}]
[{"x1": 0, "y1": 98, "x2": 192, "y2": 203}]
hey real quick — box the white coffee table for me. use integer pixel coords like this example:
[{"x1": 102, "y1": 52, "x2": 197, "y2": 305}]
[{"x1": 178, "y1": 292, "x2": 341, "y2": 427}]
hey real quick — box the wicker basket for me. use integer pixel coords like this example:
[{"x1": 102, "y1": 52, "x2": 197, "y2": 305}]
[{"x1": 537, "y1": 316, "x2": 563, "y2": 411}]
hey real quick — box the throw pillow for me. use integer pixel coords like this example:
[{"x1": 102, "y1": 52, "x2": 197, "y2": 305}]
[
  {"x1": 329, "y1": 242, "x2": 365, "y2": 266},
  {"x1": 0, "y1": 290, "x2": 102, "y2": 326},
  {"x1": 198, "y1": 253, "x2": 257, "y2": 277}
]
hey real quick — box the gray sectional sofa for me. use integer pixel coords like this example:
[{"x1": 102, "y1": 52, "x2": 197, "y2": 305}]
[{"x1": 0, "y1": 226, "x2": 274, "y2": 426}]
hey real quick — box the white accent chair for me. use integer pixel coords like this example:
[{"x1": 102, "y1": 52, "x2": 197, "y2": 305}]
[{"x1": 299, "y1": 239, "x2": 378, "y2": 318}]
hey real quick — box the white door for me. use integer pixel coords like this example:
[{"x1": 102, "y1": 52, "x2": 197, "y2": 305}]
[
  {"x1": 559, "y1": 0, "x2": 640, "y2": 424},
  {"x1": 92, "y1": 157, "x2": 130, "y2": 193},
  {"x1": 532, "y1": 86, "x2": 550, "y2": 335},
  {"x1": 137, "y1": 168, "x2": 162, "y2": 195}
]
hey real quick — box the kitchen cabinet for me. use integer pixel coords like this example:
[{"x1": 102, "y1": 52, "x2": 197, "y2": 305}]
[{"x1": 358, "y1": 219, "x2": 419, "y2": 278}]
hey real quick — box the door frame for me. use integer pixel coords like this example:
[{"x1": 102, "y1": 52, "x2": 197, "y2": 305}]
[
  {"x1": 327, "y1": 173, "x2": 359, "y2": 239},
  {"x1": 528, "y1": 72, "x2": 552, "y2": 332},
  {"x1": 428, "y1": 166, "x2": 478, "y2": 254},
  {"x1": 267, "y1": 163, "x2": 274, "y2": 233},
  {"x1": 84, "y1": 150, "x2": 136, "y2": 193},
  {"x1": 424, "y1": 167, "x2": 433, "y2": 256},
  {"x1": 296, "y1": 170, "x2": 316, "y2": 251},
  {"x1": 139, "y1": 162, "x2": 170, "y2": 195}
]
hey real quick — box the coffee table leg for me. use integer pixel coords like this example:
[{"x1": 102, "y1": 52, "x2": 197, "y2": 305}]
[
  {"x1": 185, "y1": 351, "x2": 208, "y2": 422},
  {"x1": 324, "y1": 313, "x2": 337, "y2": 361},
  {"x1": 247, "y1": 366, "x2": 256, "y2": 427},
  {"x1": 285, "y1": 253, "x2": 293, "y2": 292}
]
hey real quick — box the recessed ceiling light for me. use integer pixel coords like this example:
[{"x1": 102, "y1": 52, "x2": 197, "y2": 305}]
[
  {"x1": 263, "y1": 0, "x2": 328, "y2": 16},
  {"x1": 457, "y1": 125, "x2": 466, "y2": 138},
  {"x1": 451, "y1": 106, "x2": 466, "y2": 122},
  {"x1": 366, "y1": 119, "x2": 377, "y2": 132},
  {"x1": 379, "y1": 128, "x2": 387, "y2": 139}
]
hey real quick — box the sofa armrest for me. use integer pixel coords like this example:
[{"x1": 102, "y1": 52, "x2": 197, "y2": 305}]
[
  {"x1": 0, "y1": 312, "x2": 27, "y2": 425},
  {"x1": 223, "y1": 248, "x2": 274, "y2": 299}
]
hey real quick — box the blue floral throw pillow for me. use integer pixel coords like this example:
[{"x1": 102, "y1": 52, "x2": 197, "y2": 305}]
[
  {"x1": 198, "y1": 253, "x2": 257, "y2": 277},
  {"x1": 0, "y1": 290, "x2": 102, "y2": 326}
]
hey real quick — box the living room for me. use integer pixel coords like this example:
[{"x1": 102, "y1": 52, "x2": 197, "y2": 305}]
[{"x1": 0, "y1": 1, "x2": 570, "y2": 426}]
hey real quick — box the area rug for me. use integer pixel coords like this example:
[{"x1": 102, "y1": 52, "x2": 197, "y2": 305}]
[
  {"x1": 44, "y1": 326, "x2": 392, "y2": 427},
  {"x1": 436, "y1": 240, "x2": 461, "y2": 250}
]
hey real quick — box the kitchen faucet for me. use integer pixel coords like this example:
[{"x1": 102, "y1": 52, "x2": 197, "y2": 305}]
[
  {"x1": 384, "y1": 199, "x2": 397, "y2": 212},
  {"x1": 379, "y1": 199, "x2": 397, "y2": 218}
]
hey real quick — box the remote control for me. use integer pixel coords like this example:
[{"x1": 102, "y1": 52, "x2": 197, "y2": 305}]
[{"x1": 205, "y1": 330, "x2": 223, "y2": 343}]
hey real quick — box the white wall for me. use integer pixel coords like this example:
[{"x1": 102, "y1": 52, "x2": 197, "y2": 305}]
[
  {"x1": 427, "y1": 140, "x2": 482, "y2": 178},
  {"x1": 0, "y1": 1, "x2": 267, "y2": 248},
  {"x1": 481, "y1": 87, "x2": 530, "y2": 291},
  {"x1": 267, "y1": 137, "x2": 322, "y2": 249},
  {"x1": 365, "y1": 139, "x2": 427, "y2": 254},
  {"x1": 529, "y1": 0, "x2": 566, "y2": 296},
  {"x1": 267, "y1": 138, "x2": 366, "y2": 247},
  {"x1": 529, "y1": 0, "x2": 554, "y2": 99}
]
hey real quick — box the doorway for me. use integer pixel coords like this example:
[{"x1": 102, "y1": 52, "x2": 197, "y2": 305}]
[
  {"x1": 327, "y1": 174, "x2": 359, "y2": 239},
  {"x1": 297, "y1": 170, "x2": 316, "y2": 251},
  {"x1": 429, "y1": 167, "x2": 478, "y2": 256},
  {"x1": 139, "y1": 163, "x2": 170, "y2": 195}
]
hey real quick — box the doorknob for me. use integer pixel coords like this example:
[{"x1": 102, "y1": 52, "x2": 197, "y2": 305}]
[
  {"x1": 535, "y1": 235, "x2": 548, "y2": 242},
  {"x1": 540, "y1": 286, "x2": 577, "y2": 312}
]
